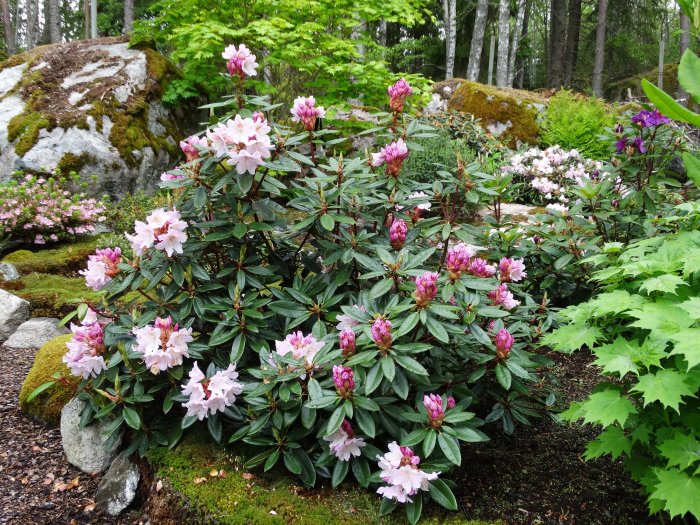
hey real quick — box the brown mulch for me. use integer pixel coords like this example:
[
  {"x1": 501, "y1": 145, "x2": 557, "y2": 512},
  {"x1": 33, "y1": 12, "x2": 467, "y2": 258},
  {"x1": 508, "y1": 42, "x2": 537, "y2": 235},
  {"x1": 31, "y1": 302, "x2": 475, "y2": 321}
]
[
  {"x1": 454, "y1": 350, "x2": 653, "y2": 525},
  {"x1": 0, "y1": 344, "x2": 141, "y2": 525}
]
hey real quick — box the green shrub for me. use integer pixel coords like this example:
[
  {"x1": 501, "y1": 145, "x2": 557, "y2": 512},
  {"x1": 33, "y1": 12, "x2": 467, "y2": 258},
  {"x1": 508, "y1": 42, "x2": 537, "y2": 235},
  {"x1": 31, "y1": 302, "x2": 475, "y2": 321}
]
[
  {"x1": 543, "y1": 205, "x2": 700, "y2": 520},
  {"x1": 19, "y1": 334, "x2": 78, "y2": 425},
  {"x1": 540, "y1": 91, "x2": 614, "y2": 160},
  {"x1": 403, "y1": 131, "x2": 476, "y2": 184}
]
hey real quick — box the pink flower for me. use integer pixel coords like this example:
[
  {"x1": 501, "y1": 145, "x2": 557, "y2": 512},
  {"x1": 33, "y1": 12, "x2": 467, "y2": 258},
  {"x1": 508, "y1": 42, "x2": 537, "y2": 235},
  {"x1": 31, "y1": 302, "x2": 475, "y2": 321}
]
[
  {"x1": 132, "y1": 316, "x2": 193, "y2": 374},
  {"x1": 388, "y1": 78, "x2": 413, "y2": 113},
  {"x1": 291, "y1": 96, "x2": 326, "y2": 132},
  {"x1": 498, "y1": 258, "x2": 527, "y2": 283},
  {"x1": 79, "y1": 247, "x2": 122, "y2": 291},
  {"x1": 126, "y1": 208, "x2": 188, "y2": 257},
  {"x1": 372, "y1": 138, "x2": 409, "y2": 177},
  {"x1": 180, "y1": 135, "x2": 208, "y2": 162},
  {"x1": 339, "y1": 328, "x2": 356, "y2": 358},
  {"x1": 274, "y1": 331, "x2": 324, "y2": 366},
  {"x1": 446, "y1": 243, "x2": 476, "y2": 281},
  {"x1": 495, "y1": 328, "x2": 514, "y2": 360},
  {"x1": 207, "y1": 114, "x2": 273, "y2": 174},
  {"x1": 488, "y1": 284, "x2": 520, "y2": 310},
  {"x1": 333, "y1": 365, "x2": 355, "y2": 398},
  {"x1": 336, "y1": 304, "x2": 365, "y2": 331},
  {"x1": 390, "y1": 218, "x2": 407, "y2": 250},
  {"x1": 376, "y1": 442, "x2": 439, "y2": 503},
  {"x1": 181, "y1": 362, "x2": 244, "y2": 420},
  {"x1": 415, "y1": 271, "x2": 439, "y2": 308},
  {"x1": 467, "y1": 257, "x2": 496, "y2": 278},
  {"x1": 423, "y1": 393, "x2": 445, "y2": 427},
  {"x1": 63, "y1": 312, "x2": 109, "y2": 379},
  {"x1": 447, "y1": 396, "x2": 456, "y2": 409},
  {"x1": 371, "y1": 319, "x2": 392, "y2": 350},
  {"x1": 222, "y1": 44, "x2": 258, "y2": 79},
  {"x1": 323, "y1": 420, "x2": 366, "y2": 461}
]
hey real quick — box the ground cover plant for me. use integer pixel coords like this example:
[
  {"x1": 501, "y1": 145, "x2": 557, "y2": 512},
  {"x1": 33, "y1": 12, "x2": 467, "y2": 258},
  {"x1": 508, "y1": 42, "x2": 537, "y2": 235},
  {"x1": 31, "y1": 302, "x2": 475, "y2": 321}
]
[{"x1": 39, "y1": 45, "x2": 562, "y2": 524}]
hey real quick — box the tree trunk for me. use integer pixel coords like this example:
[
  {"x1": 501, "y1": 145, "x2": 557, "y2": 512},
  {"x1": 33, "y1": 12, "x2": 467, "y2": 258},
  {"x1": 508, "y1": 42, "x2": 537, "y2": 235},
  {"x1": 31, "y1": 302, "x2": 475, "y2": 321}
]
[
  {"x1": 83, "y1": 0, "x2": 90, "y2": 39},
  {"x1": 378, "y1": 19, "x2": 387, "y2": 47},
  {"x1": 90, "y1": 0, "x2": 97, "y2": 38},
  {"x1": 548, "y1": 0, "x2": 567, "y2": 88},
  {"x1": 49, "y1": 0, "x2": 60, "y2": 43},
  {"x1": 515, "y1": 0, "x2": 530, "y2": 88},
  {"x1": 658, "y1": 30, "x2": 665, "y2": 91},
  {"x1": 495, "y1": 0, "x2": 510, "y2": 87},
  {"x1": 124, "y1": 0, "x2": 133, "y2": 35},
  {"x1": 26, "y1": 0, "x2": 40, "y2": 48},
  {"x1": 592, "y1": 0, "x2": 609, "y2": 98},
  {"x1": 507, "y1": 0, "x2": 527, "y2": 86},
  {"x1": 443, "y1": 0, "x2": 456, "y2": 79},
  {"x1": 0, "y1": 0, "x2": 15, "y2": 54},
  {"x1": 466, "y1": 0, "x2": 489, "y2": 81},
  {"x1": 563, "y1": 0, "x2": 582, "y2": 86},
  {"x1": 679, "y1": 12, "x2": 691, "y2": 103},
  {"x1": 487, "y1": 34, "x2": 496, "y2": 85}
]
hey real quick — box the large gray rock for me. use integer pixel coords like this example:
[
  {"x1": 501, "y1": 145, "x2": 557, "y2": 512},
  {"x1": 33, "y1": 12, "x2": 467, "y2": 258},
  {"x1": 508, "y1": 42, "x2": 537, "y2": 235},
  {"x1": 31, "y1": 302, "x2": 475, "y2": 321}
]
[
  {"x1": 0, "y1": 36, "x2": 195, "y2": 199},
  {"x1": 4, "y1": 317, "x2": 70, "y2": 349},
  {"x1": 0, "y1": 289, "x2": 30, "y2": 343},
  {"x1": 60, "y1": 398, "x2": 122, "y2": 473},
  {"x1": 0, "y1": 262, "x2": 20, "y2": 282},
  {"x1": 95, "y1": 451, "x2": 140, "y2": 516}
]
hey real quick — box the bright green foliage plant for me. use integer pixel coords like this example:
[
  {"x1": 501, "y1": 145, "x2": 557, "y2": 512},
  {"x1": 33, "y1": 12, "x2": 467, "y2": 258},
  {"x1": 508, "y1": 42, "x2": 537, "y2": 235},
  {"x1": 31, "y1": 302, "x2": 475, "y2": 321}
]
[
  {"x1": 43, "y1": 51, "x2": 558, "y2": 524},
  {"x1": 543, "y1": 209, "x2": 700, "y2": 520},
  {"x1": 540, "y1": 91, "x2": 614, "y2": 160}
]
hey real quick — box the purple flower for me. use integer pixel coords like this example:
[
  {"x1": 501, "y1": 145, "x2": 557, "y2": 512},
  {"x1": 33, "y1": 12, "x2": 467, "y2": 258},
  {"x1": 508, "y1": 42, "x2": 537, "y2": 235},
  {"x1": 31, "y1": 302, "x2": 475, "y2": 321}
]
[
  {"x1": 632, "y1": 137, "x2": 647, "y2": 154},
  {"x1": 631, "y1": 109, "x2": 670, "y2": 128},
  {"x1": 615, "y1": 139, "x2": 628, "y2": 153}
]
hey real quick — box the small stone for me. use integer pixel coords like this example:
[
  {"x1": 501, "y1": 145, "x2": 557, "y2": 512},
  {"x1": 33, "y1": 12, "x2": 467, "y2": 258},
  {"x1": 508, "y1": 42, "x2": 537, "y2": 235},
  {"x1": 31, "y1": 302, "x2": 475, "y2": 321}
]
[
  {"x1": 95, "y1": 451, "x2": 140, "y2": 516},
  {"x1": 60, "y1": 398, "x2": 122, "y2": 473},
  {"x1": 0, "y1": 262, "x2": 20, "y2": 282},
  {"x1": 4, "y1": 317, "x2": 70, "y2": 350},
  {"x1": 0, "y1": 289, "x2": 30, "y2": 344}
]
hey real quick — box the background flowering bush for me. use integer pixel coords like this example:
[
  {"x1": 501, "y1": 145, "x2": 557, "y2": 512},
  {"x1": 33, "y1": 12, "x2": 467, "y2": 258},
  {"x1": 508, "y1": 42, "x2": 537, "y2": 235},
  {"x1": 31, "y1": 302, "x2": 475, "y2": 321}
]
[
  {"x1": 52, "y1": 48, "x2": 558, "y2": 523},
  {"x1": 0, "y1": 172, "x2": 106, "y2": 246}
]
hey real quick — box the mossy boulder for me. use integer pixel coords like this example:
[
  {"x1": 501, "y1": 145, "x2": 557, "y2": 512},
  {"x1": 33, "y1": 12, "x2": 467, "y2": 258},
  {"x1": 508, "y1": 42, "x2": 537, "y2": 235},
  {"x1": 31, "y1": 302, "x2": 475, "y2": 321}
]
[
  {"x1": 1, "y1": 237, "x2": 101, "y2": 275},
  {"x1": 0, "y1": 36, "x2": 198, "y2": 198},
  {"x1": 441, "y1": 80, "x2": 546, "y2": 148},
  {"x1": 19, "y1": 334, "x2": 78, "y2": 426},
  {"x1": 606, "y1": 64, "x2": 679, "y2": 101},
  {"x1": 144, "y1": 434, "x2": 495, "y2": 525}
]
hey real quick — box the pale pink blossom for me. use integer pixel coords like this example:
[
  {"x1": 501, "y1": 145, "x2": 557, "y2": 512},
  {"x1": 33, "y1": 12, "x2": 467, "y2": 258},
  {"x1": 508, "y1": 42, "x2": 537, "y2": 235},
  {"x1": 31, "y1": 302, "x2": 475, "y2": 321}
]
[
  {"x1": 182, "y1": 362, "x2": 244, "y2": 420},
  {"x1": 498, "y1": 258, "x2": 527, "y2": 283},
  {"x1": 126, "y1": 209, "x2": 188, "y2": 257},
  {"x1": 274, "y1": 331, "x2": 324, "y2": 366},
  {"x1": 291, "y1": 96, "x2": 326, "y2": 131},
  {"x1": 79, "y1": 247, "x2": 122, "y2": 291},
  {"x1": 376, "y1": 442, "x2": 439, "y2": 503},
  {"x1": 488, "y1": 283, "x2": 520, "y2": 310},
  {"x1": 63, "y1": 314, "x2": 109, "y2": 379},
  {"x1": 222, "y1": 44, "x2": 258, "y2": 78},
  {"x1": 132, "y1": 317, "x2": 193, "y2": 374},
  {"x1": 323, "y1": 421, "x2": 366, "y2": 461},
  {"x1": 336, "y1": 304, "x2": 365, "y2": 331}
]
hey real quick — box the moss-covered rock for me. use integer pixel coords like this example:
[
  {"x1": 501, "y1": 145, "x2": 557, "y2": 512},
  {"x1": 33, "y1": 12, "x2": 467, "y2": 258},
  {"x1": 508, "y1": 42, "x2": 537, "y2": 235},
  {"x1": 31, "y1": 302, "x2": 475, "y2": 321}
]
[
  {"x1": 443, "y1": 80, "x2": 546, "y2": 148},
  {"x1": 1, "y1": 237, "x2": 101, "y2": 275},
  {"x1": 606, "y1": 64, "x2": 679, "y2": 101},
  {"x1": 19, "y1": 334, "x2": 78, "y2": 426},
  {"x1": 0, "y1": 37, "x2": 198, "y2": 198},
  {"x1": 145, "y1": 434, "x2": 496, "y2": 525}
]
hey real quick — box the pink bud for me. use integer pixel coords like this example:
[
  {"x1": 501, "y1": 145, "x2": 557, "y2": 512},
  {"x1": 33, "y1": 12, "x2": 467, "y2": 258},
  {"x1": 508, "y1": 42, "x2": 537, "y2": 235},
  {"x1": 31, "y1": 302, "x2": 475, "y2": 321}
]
[
  {"x1": 495, "y1": 328, "x2": 514, "y2": 360},
  {"x1": 446, "y1": 396, "x2": 456, "y2": 409},
  {"x1": 339, "y1": 329, "x2": 356, "y2": 358},
  {"x1": 371, "y1": 318, "x2": 393, "y2": 351},
  {"x1": 341, "y1": 419, "x2": 354, "y2": 437},
  {"x1": 415, "y1": 271, "x2": 439, "y2": 308},
  {"x1": 388, "y1": 78, "x2": 413, "y2": 113},
  {"x1": 423, "y1": 393, "x2": 445, "y2": 427},
  {"x1": 333, "y1": 365, "x2": 355, "y2": 398},
  {"x1": 389, "y1": 219, "x2": 408, "y2": 250}
]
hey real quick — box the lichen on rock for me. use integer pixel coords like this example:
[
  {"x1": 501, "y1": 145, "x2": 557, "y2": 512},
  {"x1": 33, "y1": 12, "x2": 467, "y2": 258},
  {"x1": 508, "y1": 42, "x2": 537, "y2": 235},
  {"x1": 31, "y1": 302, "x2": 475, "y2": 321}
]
[
  {"x1": 19, "y1": 333, "x2": 79, "y2": 426},
  {"x1": 0, "y1": 36, "x2": 195, "y2": 198},
  {"x1": 441, "y1": 80, "x2": 546, "y2": 148}
]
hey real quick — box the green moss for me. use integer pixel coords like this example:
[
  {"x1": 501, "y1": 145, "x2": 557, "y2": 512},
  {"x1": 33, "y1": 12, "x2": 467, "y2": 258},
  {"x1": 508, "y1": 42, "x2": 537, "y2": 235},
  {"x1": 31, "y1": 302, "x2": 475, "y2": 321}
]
[
  {"x1": 147, "y1": 434, "x2": 497, "y2": 525},
  {"x1": 7, "y1": 111, "x2": 51, "y2": 156},
  {"x1": 447, "y1": 80, "x2": 545, "y2": 148},
  {"x1": 0, "y1": 273, "x2": 102, "y2": 317},
  {"x1": 19, "y1": 334, "x2": 78, "y2": 426},
  {"x1": 2, "y1": 237, "x2": 102, "y2": 275},
  {"x1": 606, "y1": 64, "x2": 679, "y2": 101},
  {"x1": 56, "y1": 152, "x2": 95, "y2": 174}
]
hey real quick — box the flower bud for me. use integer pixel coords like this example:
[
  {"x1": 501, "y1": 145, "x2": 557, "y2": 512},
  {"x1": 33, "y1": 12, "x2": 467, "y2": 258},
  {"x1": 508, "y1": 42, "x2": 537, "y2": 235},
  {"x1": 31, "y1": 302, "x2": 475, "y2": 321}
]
[
  {"x1": 423, "y1": 393, "x2": 445, "y2": 427},
  {"x1": 389, "y1": 219, "x2": 407, "y2": 250},
  {"x1": 371, "y1": 318, "x2": 393, "y2": 351},
  {"x1": 339, "y1": 328, "x2": 356, "y2": 358},
  {"x1": 446, "y1": 396, "x2": 456, "y2": 409},
  {"x1": 495, "y1": 328, "x2": 514, "y2": 360},
  {"x1": 333, "y1": 365, "x2": 355, "y2": 398},
  {"x1": 388, "y1": 78, "x2": 413, "y2": 113},
  {"x1": 415, "y1": 271, "x2": 439, "y2": 308}
]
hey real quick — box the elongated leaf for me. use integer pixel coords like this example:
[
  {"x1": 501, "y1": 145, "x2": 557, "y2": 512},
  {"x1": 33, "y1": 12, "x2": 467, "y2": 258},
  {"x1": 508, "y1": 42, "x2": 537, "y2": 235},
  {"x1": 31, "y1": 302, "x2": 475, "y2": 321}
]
[
  {"x1": 641, "y1": 79, "x2": 700, "y2": 127},
  {"x1": 429, "y1": 478, "x2": 458, "y2": 510},
  {"x1": 437, "y1": 433, "x2": 461, "y2": 465}
]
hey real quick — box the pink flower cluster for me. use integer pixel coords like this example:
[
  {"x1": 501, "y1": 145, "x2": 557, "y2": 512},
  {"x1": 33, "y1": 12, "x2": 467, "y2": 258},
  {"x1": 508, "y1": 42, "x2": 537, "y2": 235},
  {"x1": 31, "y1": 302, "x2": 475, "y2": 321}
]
[
  {"x1": 274, "y1": 331, "x2": 324, "y2": 366},
  {"x1": 372, "y1": 138, "x2": 409, "y2": 177},
  {"x1": 339, "y1": 328, "x2": 356, "y2": 357},
  {"x1": 468, "y1": 257, "x2": 497, "y2": 278},
  {"x1": 180, "y1": 135, "x2": 208, "y2": 163},
  {"x1": 323, "y1": 420, "x2": 366, "y2": 461},
  {"x1": 488, "y1": 283, "x2": 520, "y2": 310},
  {"x1": 291, "y1": 96, "x2": 326, "y2": 132},
  {"x1": 181, "y1": 362, "x2": 244, "y2": 420},
  {"x1": 376, "y1": 442, "x2": 439, "y2": 503},
  {"x1": 333, "y1": 365, "x2": 355, "y2": 398},
  {"x1": 207, "y1": 113, "x2": 273, "y2": 174},
  {"x1": 495, "y1": 328, "x2": 514, "y2": 360},
  {"x1": 389, "y1": 218, "x2": 408, "y2": 250},
  {"x1": 131, "y1": 317, "x2": 193, "y2": 374},
  {"x1": 372, "y1": 319, "x2": 393, "y2": 350},
  {"x1": 0, "y1": 175, "x2": 105, "y2": 245},
  {"x1": 388, "y1": 78, "x2": 413, "y2": 113},
  {"x1": 63, "y1": 309, "x2": 108, "y2": 379},
  {"x1": 498, "y1": 257, "x2": 526, "y2": 283},
  {"x1": 126, "y1": 208, "x2": 188, "y2": 257},
  {"x1": 222, "y1": 44, "x2": 258, "y2": 79},
  {"x1": 446, "y1": 243, "x2": 477, "y2": 281},
  {"x1": 415, "y1": 271, "x2": 439, "y2": 308},
  {"x1": 423, "y1": 393, "x2": 445, "y2": 427},
  {"x1": 79, "y1": 247, "x2": 122, "y2": 291}
]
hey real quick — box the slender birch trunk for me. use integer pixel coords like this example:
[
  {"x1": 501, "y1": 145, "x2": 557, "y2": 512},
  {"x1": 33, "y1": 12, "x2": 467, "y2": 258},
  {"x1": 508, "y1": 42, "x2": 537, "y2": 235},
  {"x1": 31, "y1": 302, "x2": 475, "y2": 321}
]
[
  {"x1": 592, "y1": 0, "x2": 609, "y2": 98},
  {"x1": 495, "y1": 0, "x2": 510, "y2": 87},
  {"x1": 508, "y1": 0, "x2": 527, "y2": 86},
  {"x1": 466, "y1": 0, "x2": 489, "y2": 81}
]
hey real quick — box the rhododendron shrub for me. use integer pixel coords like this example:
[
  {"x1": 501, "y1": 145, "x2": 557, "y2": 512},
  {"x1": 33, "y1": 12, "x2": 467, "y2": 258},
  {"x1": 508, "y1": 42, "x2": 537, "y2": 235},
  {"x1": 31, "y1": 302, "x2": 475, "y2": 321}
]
[
  {"x1": 0, "y1": 172, "x2": 106, "y2": 245},
  {"x1": 55, "y1": 49, "x2": 557, "y2": 524}
]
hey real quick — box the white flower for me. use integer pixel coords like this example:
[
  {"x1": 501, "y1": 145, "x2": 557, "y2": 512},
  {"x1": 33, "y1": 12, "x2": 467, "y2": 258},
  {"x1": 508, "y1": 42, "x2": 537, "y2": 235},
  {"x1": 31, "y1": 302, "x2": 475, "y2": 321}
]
[{"x1": 323, "y1": 424, "x2": 366, "y2": 461}]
